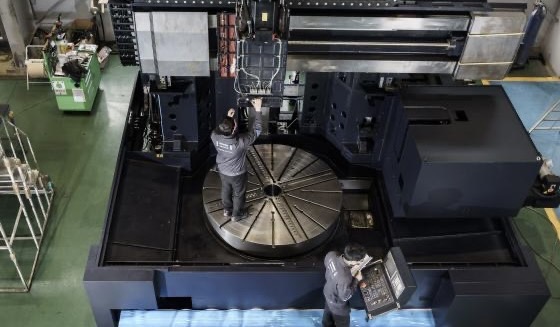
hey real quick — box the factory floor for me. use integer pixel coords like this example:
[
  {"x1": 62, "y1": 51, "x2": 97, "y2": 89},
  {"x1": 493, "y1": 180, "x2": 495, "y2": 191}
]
[
  {"x1": 0, "y1": 57, "x2": 137, "y2": 326},
  {"x1": 0, "y1": 57, "x2": 558, "y2": 326}
]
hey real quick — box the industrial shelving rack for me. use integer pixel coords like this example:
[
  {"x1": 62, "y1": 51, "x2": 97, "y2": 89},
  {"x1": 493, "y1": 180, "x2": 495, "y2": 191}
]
[
  {"x1": 109, "y1": 1, "x2": 139, "y2": 66},
  {"x1": 0, "y1": 115, "x2": 54, "y2": 292}
]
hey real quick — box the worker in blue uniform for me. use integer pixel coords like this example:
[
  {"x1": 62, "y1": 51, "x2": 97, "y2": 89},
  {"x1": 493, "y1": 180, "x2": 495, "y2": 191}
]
[
  {"x1": 211, "y1": 98, "x2": 262, "y2": 221},
  {"x1": 322, "y1": 243, "x2": 367, "y2": 327}
]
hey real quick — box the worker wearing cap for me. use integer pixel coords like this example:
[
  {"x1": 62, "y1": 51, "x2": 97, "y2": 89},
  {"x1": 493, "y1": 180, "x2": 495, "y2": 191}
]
[
  {"x1": 211, "y1": 98, "x2": 262, "y2": 221},
  {"x1": 322, "y1": 243, "x2": 366, "y2": 327}
]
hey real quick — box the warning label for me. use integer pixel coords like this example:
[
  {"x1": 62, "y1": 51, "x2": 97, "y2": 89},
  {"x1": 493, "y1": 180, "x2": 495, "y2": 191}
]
[
  {"x1": 72, "y1": 89, "x2": 86, "y2": 103},
  {"x1": 51, "y1": 81, "x2": 66, "y2": 95}
]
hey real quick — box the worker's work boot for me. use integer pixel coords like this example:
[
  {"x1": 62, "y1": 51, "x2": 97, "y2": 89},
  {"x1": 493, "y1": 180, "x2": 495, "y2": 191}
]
[{"x1": 232, "y1": 210, "x2": 248, "y2": 222}]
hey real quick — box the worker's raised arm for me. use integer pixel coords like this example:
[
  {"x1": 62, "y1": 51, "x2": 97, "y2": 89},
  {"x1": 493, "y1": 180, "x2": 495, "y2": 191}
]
[
  {"x1": 239, "y1": 98, "x2": 262, "y2": 146},
  {"x1": 337, "y1": 273, "x2": 360, "y2": 302}
]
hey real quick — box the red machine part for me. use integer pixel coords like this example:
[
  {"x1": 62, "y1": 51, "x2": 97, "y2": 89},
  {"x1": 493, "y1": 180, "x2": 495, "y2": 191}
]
[{"x1": 218, "y1": 13, "x2": 237, "y2": 78}]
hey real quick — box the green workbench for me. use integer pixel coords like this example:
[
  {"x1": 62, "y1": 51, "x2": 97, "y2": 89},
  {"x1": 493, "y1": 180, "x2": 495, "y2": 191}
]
[{"x1": 44, "y1": 47, "x2": 101, "y2": 112}]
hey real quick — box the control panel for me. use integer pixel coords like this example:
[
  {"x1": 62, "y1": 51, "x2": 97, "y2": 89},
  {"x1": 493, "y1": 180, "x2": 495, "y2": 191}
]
[
  {"x1": 360, "y1": 263, "x2": 397, "y2": 317},
  {"x1": 359, "y1": 247, "x2": 416, "y2": 319}
]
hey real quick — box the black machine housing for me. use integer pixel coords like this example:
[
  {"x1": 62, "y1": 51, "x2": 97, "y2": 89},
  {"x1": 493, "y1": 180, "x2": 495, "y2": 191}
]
[
  {"x1": 84, "y1": 74, "x2": 553, "y2": 327},
  {"x1": 84, "y1": 1, "x2": 557, "y2": 326}
]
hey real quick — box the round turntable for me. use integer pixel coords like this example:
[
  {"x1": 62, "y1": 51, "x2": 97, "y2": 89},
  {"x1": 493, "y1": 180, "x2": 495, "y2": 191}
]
[{"x1": 202, "y1": 144, "x2": 343, "y2": 258}]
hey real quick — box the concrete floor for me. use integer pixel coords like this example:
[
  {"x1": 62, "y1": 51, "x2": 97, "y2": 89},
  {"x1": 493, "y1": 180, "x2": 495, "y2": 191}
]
[
  {"x1": 0, "y1": 57, "x2": 558, "y2": 326},
  {"x1": 0, "y1": 50, "x2": 25, "y2": 77}
]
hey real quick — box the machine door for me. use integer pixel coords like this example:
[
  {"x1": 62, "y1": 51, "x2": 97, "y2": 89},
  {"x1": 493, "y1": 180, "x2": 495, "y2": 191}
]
[{"x1": 360, "y1": 247, "x2": 416, "y2": 319}]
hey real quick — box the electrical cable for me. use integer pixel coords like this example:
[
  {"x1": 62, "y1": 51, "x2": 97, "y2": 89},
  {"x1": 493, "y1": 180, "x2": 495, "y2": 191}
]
[
  {"x1": 233, "y1": 41, "x2": 242, "y2": 94},
  {"x1": 238, "y1": 39, "x2": 271, "y2": 93},
  {"x1": 268, "y1": 39, "x2": 283, "y2": 89},
  {"x1": 240, "y1": 66, "x2": 261, "y2": 85},
  {"x1": 19, "y1": 97, "x2": 54, "y2": 114}
]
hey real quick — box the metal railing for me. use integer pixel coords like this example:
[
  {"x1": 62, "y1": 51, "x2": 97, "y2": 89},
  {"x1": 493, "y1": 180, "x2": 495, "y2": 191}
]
[
  {"x1": 25, "y1": 45, "x2": 50, "y2": 91},
  {"x1": 529, "y1": 98, "x2": 560, "y2": 133},
  {"x1": 0, "y1": 116, "x2": 54, "y2": 292}
]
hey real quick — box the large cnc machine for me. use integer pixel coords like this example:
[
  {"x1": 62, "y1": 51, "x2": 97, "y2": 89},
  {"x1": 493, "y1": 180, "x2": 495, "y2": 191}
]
[{"x1": 84, "y1": 1, "x2": 559, "y2": 326}]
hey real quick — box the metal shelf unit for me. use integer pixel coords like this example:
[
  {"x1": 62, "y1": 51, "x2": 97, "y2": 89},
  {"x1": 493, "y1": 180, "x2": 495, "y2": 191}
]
[
  {"x1": 109, "y1": 1, "x2": 139, "y2": 66},
  {"x1": 0, "y1": 116, "x2": 54, "y2": 292}
]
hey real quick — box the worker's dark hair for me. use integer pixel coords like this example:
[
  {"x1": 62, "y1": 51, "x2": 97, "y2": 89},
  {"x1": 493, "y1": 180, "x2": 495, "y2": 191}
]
[
  {"x1": 215, "y1": 117, "x2": 235, "y2": 136},
  {"x1": 343, "y1": 243, "x2": 366, "y2": 261}
]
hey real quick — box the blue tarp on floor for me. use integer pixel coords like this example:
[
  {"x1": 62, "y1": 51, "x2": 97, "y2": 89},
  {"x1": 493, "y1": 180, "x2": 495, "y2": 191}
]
[{"x1": 119, "y1": 309, "x2": 435, "y2": 327}]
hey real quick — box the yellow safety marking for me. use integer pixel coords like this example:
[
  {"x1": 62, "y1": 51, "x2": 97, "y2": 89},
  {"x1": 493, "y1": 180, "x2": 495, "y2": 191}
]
[
  {"x1": 484, "y1": 77, "x2": 560, "y2": 82},
  {"x1": 502, "y1": 77, "x2": 560, "y2": 82},
  {"x1": 482, "y1": 77, "x2": 560, "y2": 85},
  {"x1": 544, "y1": 208, "x2": 560, "y2": 241}
]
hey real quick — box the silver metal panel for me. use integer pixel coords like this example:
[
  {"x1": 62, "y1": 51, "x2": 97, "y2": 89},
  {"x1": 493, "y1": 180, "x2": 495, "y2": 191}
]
[
  {"x1": 152, "y1": 12, "x2": 209, "y2": 76},
  {"x1": 288, "y1": 40, "x2": 450, "y2": 48},
  {"x1": 210, "y1": 57, "x2": 218, "y2": 71},
  {"x1": 283, "y1": 84, "x2": 305, "y2": 97},
  {"x1": 287, "y1": 57, "x2": 457, "y2": 74},
  {"x1": 460, "y1": 34, "x2": 523, "y2": 63},
  {"x1": 289, "y1": 16, "x2": 470, "y2": 32},
  {"x1": 134, "y1": 12, "x2": 157, "y2": 74},
  {"x1": 208, "y1": 14, "x2": 217, "y2": 28},
  {"x1": 203, "y1": 144, "x2": 342, "y2": 258},
  {"x1": 139, "y1": 59, "x2": 157, "y2": 74},
  {"x1": 469, "y1": 12, "x2": 527, "y2": 35},
  {"x1": 454, "y1": 63, "x2": 511, "y2": 80},
  {"x1": 134, "y1": 12, "x2": 209, "y2": 76},
  {"x1": 455, "y1": 11, "x2": 526, "y2": 79}
]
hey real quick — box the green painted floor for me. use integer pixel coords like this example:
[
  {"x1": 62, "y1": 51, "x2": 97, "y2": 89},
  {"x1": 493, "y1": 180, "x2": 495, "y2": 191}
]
[
  {"x1": 515, "y1": 208, "x2": 560, "y2": 327},
  {"x1": 0, "y1": 57, "x2": 138, "y2": 326},
  {"x1": 0, "y1": 58, "x2": 558, "y2": 326}
]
